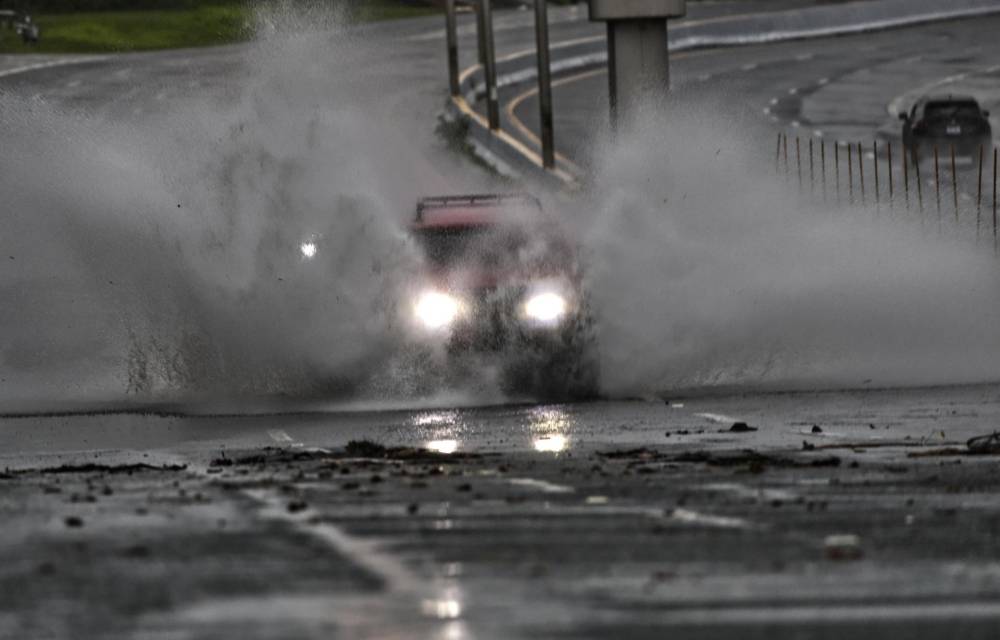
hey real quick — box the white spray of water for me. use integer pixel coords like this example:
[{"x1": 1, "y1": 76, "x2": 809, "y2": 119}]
[
  {"x1": 0, "y1": 8, "x2": 498, "y2": 406},
  {"x1": 578, "y1": 105, "x2": 1000, "y2": 396}
]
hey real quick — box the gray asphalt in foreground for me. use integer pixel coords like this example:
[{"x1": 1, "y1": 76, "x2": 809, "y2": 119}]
[{"x1": 4, "y1": 384, "x2": 1000, "y2": 638}]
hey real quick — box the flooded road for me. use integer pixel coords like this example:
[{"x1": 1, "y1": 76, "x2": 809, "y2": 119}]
[{"x1": 4, "y1": 384, "x2": 1000, "y2": 638}]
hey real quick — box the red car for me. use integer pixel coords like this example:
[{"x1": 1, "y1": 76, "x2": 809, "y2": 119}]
[{"x1": 405, "y1": 193, "x2": 597, "y2": 399}]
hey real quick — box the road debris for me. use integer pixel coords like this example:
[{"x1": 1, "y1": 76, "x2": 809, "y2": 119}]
[{"x1": 824, "y1": 534, "x2": 863, "y2": 560}]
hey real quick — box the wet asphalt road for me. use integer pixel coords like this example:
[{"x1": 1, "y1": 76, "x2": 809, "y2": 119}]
[
  {"x1": 4, "y1": 384, "x2": 1000, "y2": 638},
  {"x1": 4, "y1": 4, "x2": 1000, "y2": 638},
  {"x1": 502, "y1": 14, "x2": 1000, "y2": 170}
]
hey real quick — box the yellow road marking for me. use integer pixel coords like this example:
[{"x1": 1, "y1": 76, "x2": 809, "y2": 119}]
[{"x1": 451, "y1": 94, "x2": 578, "y2": 185}]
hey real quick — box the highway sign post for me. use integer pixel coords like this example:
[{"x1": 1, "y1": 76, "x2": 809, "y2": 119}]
[{"x1": 587, "y1": 0, "x2": 686, "y2": 127}]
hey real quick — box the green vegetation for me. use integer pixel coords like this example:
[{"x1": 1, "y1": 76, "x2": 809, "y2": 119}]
[{"x1": 0, "y1": 1, "x2": 438, "y2": 54}]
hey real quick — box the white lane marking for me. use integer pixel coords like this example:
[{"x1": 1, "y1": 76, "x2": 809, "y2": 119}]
[
  {"x1": 886, "y1": 63, "x2": 1000, "y2": 117},
  {"x1": 769, "y1": 97, "x2": 779, "y2": 105},
  {"x1": 507, "y1": 477, "x2": 574, "y2": 494},
  {"x1": 649, "y1": 602, "x2": 1000, "y2": 626},
  {"x1": 695, "y1": 412, "x2": 740, "y2": 424},
  {"x1": 795, "y1": 52, "x2": 814, "y2": 61},
  {"x1": 65, "y1": 79, "x2": 81, "y2": 88},
  {"x1": 670, "y1": 508, "x2": 755, "y2": 530},
  {"x1": 788, "y1": 87, "x2": 798, "y2": 95},
  {"x1": 0, "y1": 56, "x2": 110, "y2": 80},
  {"x1": 245, "y1": 488, "x2": 422, "y2": 594},
  {"x1": 763, "y1": 107, "x2": 771, "y2": 115},
  {"x1": 700, "y1": 482, "x2": 797, "y2": 502},
  {"x1": 741, "y1": 62, "x2": 757, "y2": 71}
]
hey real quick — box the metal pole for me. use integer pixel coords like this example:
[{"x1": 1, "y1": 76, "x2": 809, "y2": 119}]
[
  {"x1": 847, "y1": 143, "x2": 853, "y2": 205},
  {"x1": 977, "y1": 144, "x2": 984, "y2": 239},
  {"x1": 534, "y1": 0, "x2": 555, "y2": 169},
  {"x1": 475, "y1": 0, "x2": 487, "y2": 66},
  {"x1": 809, "y1": 138, "x2": 815, "y2": 196},
  {"x1": 912, "y1": 145, "x2": 923, "y2": 219},
  {"x1": 857, "y1": 141, "x2": 865, "y2": 206},
  {"x1": 834, "y1": 142, "x2": 840, "y2": 204},
  {"x1": 775, "y1": 132, "x2": 781, "y2": 174},
  {"x1": 444, "y1": 0, "x2": 460, "y2": 97},
  {"x1": 951, "y1": 144, "x2": 959, "y2": 223},
  {"x1": 796, "y1": 136, "x2": 802, "y2": 191},
  {"x1": 873, "y1": 140, "x2": 880, "y2": 211},
  {"x1": 994, "y1": 147, "x2": 998, "y2": 252},
  {"x1": 783, "y1": 134, "x2": 789, "y2": 179},
  {"x1": 821, "y1": 138, "x2": 827, "y2": 201},
  {"x1": 887, "y1": 141, "x2": 894, "y2": 209},
  {"x1": 480, "y1": 0, "x2": 500, "y2": 130},
  {"x1": 903, "y1": 143, "x2": 910, "y2": 211},
  {"x1": 934, "y1": 145, "x2": 941, "y2": 229}
]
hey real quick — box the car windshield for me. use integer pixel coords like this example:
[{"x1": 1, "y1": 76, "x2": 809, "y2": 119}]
[
  {"x1": 415, "y1": 224, "x2": 572, "y2": 273},
  {"x1": 924, "y1": 102, "x2": 981, "y2": 120}
]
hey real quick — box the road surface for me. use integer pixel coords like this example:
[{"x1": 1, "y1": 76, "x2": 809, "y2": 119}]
[{"x1": 4, "y1": 4, "x2": 1000, "y2": 639}]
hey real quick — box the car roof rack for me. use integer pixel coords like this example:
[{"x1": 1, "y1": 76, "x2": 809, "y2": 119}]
[{"x1": 415, "y1": 193, "x2": 541, "y2": 221}]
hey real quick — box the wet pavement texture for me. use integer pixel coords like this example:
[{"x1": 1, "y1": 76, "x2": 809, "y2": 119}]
[{"x1": 4, "y1": 385, "x2": 1000, "y2": 638}]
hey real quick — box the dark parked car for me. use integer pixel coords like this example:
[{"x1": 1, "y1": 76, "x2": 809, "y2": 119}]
[{"x1": 900, "y1": 95, "x2": 992, "y2": 161}]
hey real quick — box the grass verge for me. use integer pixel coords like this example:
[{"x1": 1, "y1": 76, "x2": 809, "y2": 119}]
[{"x1": 0, "y1": 1, "x2": 438, "y2": 54}]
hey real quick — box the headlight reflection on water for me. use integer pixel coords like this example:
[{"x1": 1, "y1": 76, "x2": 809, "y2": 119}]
[
  {"x1": 529, "y1": 406, "x2": 572, "y2": 453},
  {"x1": 426, "y1": 439, "x2": 459, "y2": 454}
]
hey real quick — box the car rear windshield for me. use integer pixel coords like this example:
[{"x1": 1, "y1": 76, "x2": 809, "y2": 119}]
[{"x1": 924, "y1": 102, "x2": 981, "y2": 120}]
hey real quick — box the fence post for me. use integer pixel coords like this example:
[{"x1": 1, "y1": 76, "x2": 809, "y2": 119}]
[
  {"x1": 809, "y1": 138, "x2": 815, "y2": 196},
  {"x1": 912, "y1": 145, "x2": 923, "y2": 220},
  {"x1": 887, "y1": 141, "x2": 894, "y2": 209},
  {"x1": 994, "y1": 147, "x2": 998, "y2": 252},
  {"x1": 835, "y1": 142, "x2": 841, "y2": 204},
  {"x1": 821, "y1": 139, "x2": 827, "y2": 201},
  {"x1": 783, "y1": 133, "x2": 789, "y2": 179},
  {"x1": 847, "y1": 143, "x2": 854, "y2": 205},
  {"x1": 873, "y1": 140, "x2": 880, "y2": 212},
  {"x1": 796, "y1": 136, "x2": 802, "y2": 192},
  {"x1": 857, "y1": 141, "x2": 865, "y2": 206},
  {"x1": 934, "y1": 145, "x2": 941, "y2": 230},
  {"x1": 977, "y1": 144, "x2": 984, "y2": 239},
  {"x1": 951, "y1": 144, "x2": 959, "y2": 223},
  {"x1": 775, "y1": 132, "x2": 782, "y2": 174}
]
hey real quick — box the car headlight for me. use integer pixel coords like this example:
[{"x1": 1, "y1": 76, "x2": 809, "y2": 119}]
[
  {"x1": 523, "y1": 292, "x2": 568, "y2": 325},
  {"x1": 414, "y1": 291, "x2": 462, "y2": 330}
]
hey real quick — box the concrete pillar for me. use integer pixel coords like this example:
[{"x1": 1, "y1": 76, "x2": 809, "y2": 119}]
[{"x1": 588, "y1": 0, "x2": 686, "y2": 127}]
